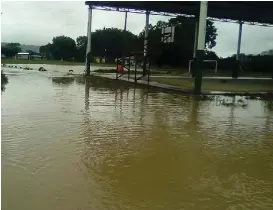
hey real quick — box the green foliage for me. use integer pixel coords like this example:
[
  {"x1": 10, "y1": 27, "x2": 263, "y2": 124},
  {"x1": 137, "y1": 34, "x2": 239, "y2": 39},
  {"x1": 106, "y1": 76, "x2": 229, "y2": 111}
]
[
  {"x1": 75, "y1": 36, "x2": 87, "y2": 62},
  {"x1": 91, "y1": 27, "x2": 139, "y2": 62},
  {"x1": 38, "y1": 17, "x2": 217, "y2": 66},
  {"x1": 39, "y1": 36, "x2": 77, "y2": 61},
  {"x1": 39, "y1": 43, "x2": 52, "y2": 59},
  {"x1": 1, "y1": 43, "x2": 21, "y2": 57},
  {"x1": 1, "y1": 70, "x2": 8, "y2": 91},
  {"x1": 51, "y1": 36, "x2": 77, "y2": 60},
  {"x1": 138, "y1": 16, "x2": 218, "y2": 67},
  {"x1": 218, "y1": 54, "x2": 273, "y2": 75},
  {"x1": 26, "y1": 50, "x2": 37, "y2": 55}
]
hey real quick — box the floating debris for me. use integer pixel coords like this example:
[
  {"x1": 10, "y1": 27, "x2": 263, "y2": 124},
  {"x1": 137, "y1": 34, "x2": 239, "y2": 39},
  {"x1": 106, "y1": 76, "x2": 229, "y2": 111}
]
[{"x1": 38, "y1": 67, "x2": 47, "y2": 71}]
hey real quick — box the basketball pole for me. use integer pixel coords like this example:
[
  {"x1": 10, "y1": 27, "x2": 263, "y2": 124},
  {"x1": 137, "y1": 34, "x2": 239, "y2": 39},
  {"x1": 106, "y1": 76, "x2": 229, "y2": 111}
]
[
  {"x1": 85, "y1": 5, "x2": 93, "y2": 76},
  {"x1": 191, "y1": 15, "x2": 199, "y2": 77},
  {"x1": 194, "y1": 1, "x2": 208, "y2": 94},
  {"x1": 122, "y1": 11, "x2": 128, "y2": 70},
  {"x1": 143, "y1": 10, "x2": 150, "y2": 76}
]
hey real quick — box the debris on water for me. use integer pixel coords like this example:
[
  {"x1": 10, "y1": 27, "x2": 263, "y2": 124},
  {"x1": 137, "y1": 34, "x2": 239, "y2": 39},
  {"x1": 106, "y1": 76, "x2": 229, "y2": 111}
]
[
  {"x1": 69, "y1": 69, "x2": 74, "y2": 72},
  {"x1": 237, "y1": 98, "x2": 244, "y2": 103},
  {"x1": 221, "y1": 98, "x2": 248, "y2": 108},
  {"x1": 38, "y1": 67, "x2": 47, "y2": 71}
]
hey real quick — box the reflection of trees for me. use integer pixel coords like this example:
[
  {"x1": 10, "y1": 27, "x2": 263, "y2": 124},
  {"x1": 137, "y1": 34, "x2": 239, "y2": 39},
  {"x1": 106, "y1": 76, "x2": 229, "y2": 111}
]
[
  {"x1": 263, "y1": 100, "x2": 273, "y2": 112},
  {"x1": 1, "y1": 71, "x2": 8, "y2": 92},
  {"x1": 51, "y1": 77, "x2": 75, "y2": 86},
  {"x1": 262, "y1": 99, "x2": 273, "y2": 135},
  {"x1": 188, "y1": 96, "x2": 200, "y2": 129},
  {"x1": 75, "y1": 75, "x2": 85, "y2": 84},
  {"x1": 227, "y1": 96, "x2": 236, "y2": 133},
  {"x1": 78, "y1": 84, "x2": 273, "y2": 209},
  {"x1": 84, "y1": 78, "x2": 90, "y2": 111}
]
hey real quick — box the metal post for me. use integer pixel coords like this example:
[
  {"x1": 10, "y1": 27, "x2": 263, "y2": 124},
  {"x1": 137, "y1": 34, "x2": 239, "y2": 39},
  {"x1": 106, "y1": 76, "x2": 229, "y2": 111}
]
[
  {"x1": 191, "y1": 18, "x2": 199, "y2": 77},
  {"x1": 135, "y1": 59, "x2": 137, "y2": 83},
  {"x1": 236, "y1": 22, "x2": 243, "y2": 60},
  {"x1": 85, "y1": 6, "x2": 93, "y2": 76},
  {"x1": 122, "y1": 11, "x2": 128, "y2": 70},
  {"x1": 128, "y1": 56, "x2": 131, "y2": 80},
  {"x1": 194, "y1": 1, "x2": 208, "y2": 94},
  {"x1": 232, "y1": 21, "x2": 243, "y2": 78},
  {"x1": 143, "y1": 10, "x2": 150, "y2": 76}
]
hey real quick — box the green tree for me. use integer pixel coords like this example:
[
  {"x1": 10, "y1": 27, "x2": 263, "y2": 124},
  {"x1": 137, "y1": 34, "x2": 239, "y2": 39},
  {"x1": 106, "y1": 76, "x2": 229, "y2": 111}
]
[
  {"x1": 90, "y1": 28, "x2": 138, "y2": 62},
  {"x1": 75, "y1": 36, "x2": 87, "y2": 62},
  {"x1": 138, "y1": 16, "x2": 218, "y2": 67},
  {"x1": 39, "y1": 43, "x2": 52, "y2": 59},
  {"x1": 26, "y1": 50, "x2": 36, "y2": 55},
  {"x1": 1, "y1": 43, "x2": 21, "y2": 57},
  {"x1": 50, "y1": 36, "x2": 77, "y2": 60}
]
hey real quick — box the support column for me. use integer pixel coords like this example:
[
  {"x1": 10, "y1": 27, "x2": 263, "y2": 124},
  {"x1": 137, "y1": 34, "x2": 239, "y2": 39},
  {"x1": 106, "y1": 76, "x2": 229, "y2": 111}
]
[
  {"x1": 85, "y1": 6, "x2": 93, "y2": 76},
  {"x1": 232, "y1": 21, "x2": 243, "y2": 78},
  {"x1": 123, "y1": 11, "x2": 129, "y2": 80},
  {"x1": 122, "y1": 11, "x2": 128, "y2": 68},
  {"x1": 143, "y1": 10, "x2": 150, "y2": 76},
  {"x1": 191, "y1": 18, "x2": 199, "y2": 77},
  {"x1": 194, "y1": 1, "x2": 208, "y2": 94}
]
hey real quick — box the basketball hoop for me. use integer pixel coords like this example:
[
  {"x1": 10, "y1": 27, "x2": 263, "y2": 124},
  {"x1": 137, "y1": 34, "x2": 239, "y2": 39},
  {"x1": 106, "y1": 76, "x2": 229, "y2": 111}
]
[{"x1": 161, "y1": 26, "x2": 175, "y2": 43}]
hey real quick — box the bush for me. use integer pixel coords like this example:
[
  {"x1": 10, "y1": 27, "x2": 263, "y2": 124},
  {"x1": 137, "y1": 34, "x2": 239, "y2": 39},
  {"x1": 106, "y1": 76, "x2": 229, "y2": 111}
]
[{"x1": 1, "y1": 70, "x2": 8, "y2": 91}]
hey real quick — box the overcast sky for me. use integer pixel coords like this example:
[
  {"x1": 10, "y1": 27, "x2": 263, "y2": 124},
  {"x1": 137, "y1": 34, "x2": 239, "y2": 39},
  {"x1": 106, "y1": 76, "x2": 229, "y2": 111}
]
[{"x1": 1, "y1": 1, "x2": 273, "y2": 57}]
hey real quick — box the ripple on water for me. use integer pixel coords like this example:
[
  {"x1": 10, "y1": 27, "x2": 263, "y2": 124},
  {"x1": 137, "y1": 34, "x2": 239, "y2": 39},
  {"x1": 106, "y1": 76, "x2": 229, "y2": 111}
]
[{"x1": 1, "y1": 70, "x2": 273, "y2": 210}]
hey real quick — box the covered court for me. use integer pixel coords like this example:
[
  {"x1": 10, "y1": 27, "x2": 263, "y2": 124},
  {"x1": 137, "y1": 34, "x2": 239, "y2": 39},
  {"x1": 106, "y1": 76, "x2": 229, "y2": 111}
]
[{"x1": 85, "y1": 1, "x2": 273, "y2": 93}]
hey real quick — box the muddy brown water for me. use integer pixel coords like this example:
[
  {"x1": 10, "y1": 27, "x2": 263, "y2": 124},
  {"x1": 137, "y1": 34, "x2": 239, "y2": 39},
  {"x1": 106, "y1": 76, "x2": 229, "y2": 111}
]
[{"x1": 1, "y1": 66, "x2": 273, "y2": 210}]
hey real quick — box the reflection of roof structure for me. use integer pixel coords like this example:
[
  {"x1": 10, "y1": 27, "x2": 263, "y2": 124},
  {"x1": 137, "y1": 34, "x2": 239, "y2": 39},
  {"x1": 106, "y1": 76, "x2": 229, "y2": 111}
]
[{"x1": 85, "y1": 1, "x2": 273, "y2": 26}]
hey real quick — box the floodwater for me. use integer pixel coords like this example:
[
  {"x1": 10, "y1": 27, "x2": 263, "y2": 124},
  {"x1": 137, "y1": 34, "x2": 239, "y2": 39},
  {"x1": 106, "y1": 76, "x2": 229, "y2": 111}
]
[
  {"x1": 2, "y1": 66, "x2": 273, "y2": 210},
  {"x1": 1, "y1": 63, "x2": 111, "y2": 76}
]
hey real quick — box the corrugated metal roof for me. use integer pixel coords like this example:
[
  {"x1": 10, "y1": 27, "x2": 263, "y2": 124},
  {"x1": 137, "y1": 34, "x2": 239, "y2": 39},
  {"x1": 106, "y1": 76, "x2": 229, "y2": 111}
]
[{"x1": 85, "y1": 1, "x2": 273, "y2": 25}]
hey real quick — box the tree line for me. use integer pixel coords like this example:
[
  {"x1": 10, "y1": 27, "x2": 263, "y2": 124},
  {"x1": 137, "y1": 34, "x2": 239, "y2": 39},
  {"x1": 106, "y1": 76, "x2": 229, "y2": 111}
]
[
  {"x1": 39, "y1": 16, "x2": 218, "y2": 67},
  {"x1": 2, "y1": 15, "x2": 272, "y2": 75}
]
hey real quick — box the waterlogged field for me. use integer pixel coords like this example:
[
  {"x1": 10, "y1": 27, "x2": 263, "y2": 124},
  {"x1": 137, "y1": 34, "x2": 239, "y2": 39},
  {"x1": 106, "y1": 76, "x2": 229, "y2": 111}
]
[{"x1": 2, "y1": 66, "x2": 273, "y2": 210}]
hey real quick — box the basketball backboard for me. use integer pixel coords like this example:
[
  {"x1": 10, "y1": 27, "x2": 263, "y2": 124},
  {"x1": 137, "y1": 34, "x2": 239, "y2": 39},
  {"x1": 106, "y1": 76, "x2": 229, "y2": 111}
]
[{"x1": 161, "y1": 26, "x2": 175, "y2": 43}]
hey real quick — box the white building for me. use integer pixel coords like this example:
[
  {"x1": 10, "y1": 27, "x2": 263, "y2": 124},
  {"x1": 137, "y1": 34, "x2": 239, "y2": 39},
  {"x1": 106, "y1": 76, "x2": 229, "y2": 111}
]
[{"x1": 16, "y1": 52, "x2": 30, "y2": 60}]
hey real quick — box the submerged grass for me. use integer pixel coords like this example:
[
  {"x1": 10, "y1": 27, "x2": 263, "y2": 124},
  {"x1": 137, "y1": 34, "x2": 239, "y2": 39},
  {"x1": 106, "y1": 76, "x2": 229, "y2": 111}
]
[{"x1": 150, "y1": 77, "x2": 273, "y2": 92}]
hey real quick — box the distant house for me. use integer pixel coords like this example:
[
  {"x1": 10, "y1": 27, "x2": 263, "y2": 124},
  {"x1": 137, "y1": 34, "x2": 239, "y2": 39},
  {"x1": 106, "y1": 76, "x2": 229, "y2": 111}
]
[
  {"x1": 16, "y1": 52, "x2": 30, "y2": 60},
  {"x1": 31, "y1": 55, "x2": 43, "y2": 60},
  {"x1": 1, "y1": 54, "x2": 6, "y2": 58}
]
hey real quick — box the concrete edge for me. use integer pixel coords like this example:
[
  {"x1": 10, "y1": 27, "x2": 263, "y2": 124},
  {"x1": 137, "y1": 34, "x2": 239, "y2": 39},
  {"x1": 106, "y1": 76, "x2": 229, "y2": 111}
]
[{"x1": 88, "y1": 74, "x2": 273, "y2": 98}]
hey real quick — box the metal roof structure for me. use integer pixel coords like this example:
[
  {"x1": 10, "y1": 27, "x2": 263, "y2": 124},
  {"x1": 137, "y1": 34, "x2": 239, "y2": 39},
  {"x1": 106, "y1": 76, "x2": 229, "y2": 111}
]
[{"x1": 85, "y1": 1, "x2": 273, "y2": 26}]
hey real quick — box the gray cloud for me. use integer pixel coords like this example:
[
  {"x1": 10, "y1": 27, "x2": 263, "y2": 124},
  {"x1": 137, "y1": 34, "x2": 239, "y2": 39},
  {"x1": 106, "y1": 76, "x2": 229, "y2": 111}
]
[{"x1": 2, "y1": 1, "x2": 273, "y2": 57}]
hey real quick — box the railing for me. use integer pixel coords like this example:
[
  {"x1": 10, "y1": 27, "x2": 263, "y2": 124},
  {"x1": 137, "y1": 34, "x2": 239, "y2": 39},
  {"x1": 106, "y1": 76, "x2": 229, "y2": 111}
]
[{"x1": 116, "y1": 51, "x2": 151, "y2": 83}]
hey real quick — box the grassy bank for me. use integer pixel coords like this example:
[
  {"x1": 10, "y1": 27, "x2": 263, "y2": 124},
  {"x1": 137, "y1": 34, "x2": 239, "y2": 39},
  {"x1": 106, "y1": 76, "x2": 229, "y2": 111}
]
[
  {"x1": 1, "y1": 58, "x2": 116, "y2": 67},
  {"x1": 149, "y1": 77, "x2": 273, "y2": 92},
  {"x1": 2, "y1": 58, "x2": 271, "y2": 78},
  {"x1": 93, "y1": 68, "x2": 170, "y2": 75},
  {"x1": 93, "y1": 68, "x2": 272, "y2": 78}
]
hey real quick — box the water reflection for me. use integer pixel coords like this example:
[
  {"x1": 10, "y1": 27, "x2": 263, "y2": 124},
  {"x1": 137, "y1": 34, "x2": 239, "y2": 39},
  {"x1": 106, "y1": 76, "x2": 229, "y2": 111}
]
[
  {"x1": 1, "y1": 71, "x2": 9, "y2": 92},
  {"x1": 2, "y1": 72, "x2": 273, "y2": 210},
  {"x1": 51, "y1": 76, "x2": 75, "y2": 86}
]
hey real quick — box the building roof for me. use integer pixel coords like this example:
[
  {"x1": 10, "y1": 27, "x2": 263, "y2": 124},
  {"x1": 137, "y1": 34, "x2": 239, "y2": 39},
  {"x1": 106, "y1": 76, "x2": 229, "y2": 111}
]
[
  {"x1": 17, "y1": 52, "x2": 30, "y2": 55},
  {"x1": 85, "y1": 1, "x2": 273, "y2": 25}
]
